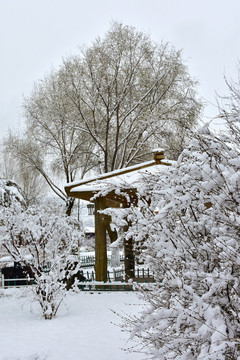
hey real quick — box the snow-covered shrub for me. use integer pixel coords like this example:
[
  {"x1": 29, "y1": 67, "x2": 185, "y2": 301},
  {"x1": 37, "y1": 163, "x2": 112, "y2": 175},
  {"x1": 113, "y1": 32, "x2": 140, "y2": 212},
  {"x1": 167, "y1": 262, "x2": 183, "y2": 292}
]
[
  {"x1": 0, "y1": 179, "x2": 25, "y2": 207},
  {"x1": 106, "y1": 122, "x2": 240, "y2": 358},
  {"x1": 0, "y1": 205, "x2": 84, "y2": 319}
]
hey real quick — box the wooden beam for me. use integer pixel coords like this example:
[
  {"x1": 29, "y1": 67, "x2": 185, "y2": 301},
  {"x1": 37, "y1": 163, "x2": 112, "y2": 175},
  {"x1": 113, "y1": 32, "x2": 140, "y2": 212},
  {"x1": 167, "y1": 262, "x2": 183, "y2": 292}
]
[
  {"x1": 94, "y1": 197, "x2": 107, "y2": 282},
  {"x1": 68, "y1": 189, "x2": 139, "y2": 208},
  {"x1": 65, "y1": 160, "x2": 158, "y2": 195}
]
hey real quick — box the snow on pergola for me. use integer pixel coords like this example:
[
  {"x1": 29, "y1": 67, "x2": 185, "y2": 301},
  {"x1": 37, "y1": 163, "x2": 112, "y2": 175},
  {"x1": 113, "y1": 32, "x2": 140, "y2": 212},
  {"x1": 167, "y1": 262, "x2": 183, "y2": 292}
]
[{"x1": 65, "y1": 149, "x2": 172, "y2": 282}]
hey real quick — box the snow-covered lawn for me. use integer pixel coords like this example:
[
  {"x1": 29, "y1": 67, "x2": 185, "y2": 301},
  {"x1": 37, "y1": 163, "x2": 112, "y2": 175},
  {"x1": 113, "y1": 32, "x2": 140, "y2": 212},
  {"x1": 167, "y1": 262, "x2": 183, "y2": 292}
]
[{"x1": 0, "y1": 289, "x2": 146, "y2": 360}]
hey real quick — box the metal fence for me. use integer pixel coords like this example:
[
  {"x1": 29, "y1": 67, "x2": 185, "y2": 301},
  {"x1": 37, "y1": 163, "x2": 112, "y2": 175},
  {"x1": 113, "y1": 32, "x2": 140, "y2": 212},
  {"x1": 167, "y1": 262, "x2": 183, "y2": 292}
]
[
  {"x1": 80, "y1": 254, "x2": 125, "y2": 268},
  {"x1": 1, "y1": 275, "x2": 35, "y2": 288},
  {"x1": 1, "y1": 268, "x2": 155, "y2": 290}
]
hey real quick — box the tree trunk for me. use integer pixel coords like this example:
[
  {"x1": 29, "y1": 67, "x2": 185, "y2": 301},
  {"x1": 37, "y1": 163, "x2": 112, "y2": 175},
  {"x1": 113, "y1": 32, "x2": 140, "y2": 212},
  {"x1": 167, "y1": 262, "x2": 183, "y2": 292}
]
[{"x1": 66, "y1": 197, "x2": 75, "y2": 216}]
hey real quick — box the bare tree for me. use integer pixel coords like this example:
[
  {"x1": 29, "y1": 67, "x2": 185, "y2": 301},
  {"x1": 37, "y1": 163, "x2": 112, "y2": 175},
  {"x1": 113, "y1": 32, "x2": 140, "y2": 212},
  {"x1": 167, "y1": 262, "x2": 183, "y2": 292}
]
[
  {"x1": 5, "y1": 69, "x2": 96, "y2": 215},
  {"x1": 7, "y1": 22, "x2": 201, "y2": 214},
  {"x1": 61, "y1": 22, "x2": 201, "y2": 171}
]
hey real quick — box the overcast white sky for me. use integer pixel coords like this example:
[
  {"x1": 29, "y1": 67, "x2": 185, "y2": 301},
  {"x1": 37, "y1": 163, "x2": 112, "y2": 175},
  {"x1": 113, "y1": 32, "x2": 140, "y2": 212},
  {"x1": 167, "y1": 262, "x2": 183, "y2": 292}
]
[{"x1": 1, "y1": 0, "x2": 240, "y2": 138}]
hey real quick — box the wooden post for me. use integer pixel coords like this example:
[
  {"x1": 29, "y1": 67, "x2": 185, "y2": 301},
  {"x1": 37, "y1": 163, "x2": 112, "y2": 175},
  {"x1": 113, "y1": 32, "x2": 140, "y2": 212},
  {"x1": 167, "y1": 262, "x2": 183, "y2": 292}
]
[
  {"x1": 94, "y1": 197, "x2": 107, "y2": 282},
  {"x1": 124, "y1": 237, "x2": 135, "y2": 281}
]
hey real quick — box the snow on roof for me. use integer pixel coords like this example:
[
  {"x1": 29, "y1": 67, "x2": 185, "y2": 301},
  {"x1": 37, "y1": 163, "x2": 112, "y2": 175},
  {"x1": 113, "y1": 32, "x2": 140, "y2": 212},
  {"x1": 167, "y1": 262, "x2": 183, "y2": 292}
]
[
  {"x1": 69, "y1": 161, "x2": 174, "y2": 194},
  {"x1": 66, "y1": 160, "x2": 155, "y2": 189},
  {"x1": 64, "y1": 148, "x2": 174, "y2": 206}
]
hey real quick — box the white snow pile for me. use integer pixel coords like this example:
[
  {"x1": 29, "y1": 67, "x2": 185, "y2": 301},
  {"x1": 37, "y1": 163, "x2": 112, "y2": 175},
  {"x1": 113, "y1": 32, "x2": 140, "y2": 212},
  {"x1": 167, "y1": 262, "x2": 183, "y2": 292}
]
[{"x1": 0, "y1": 289, "x2": 146, "y2": 360}]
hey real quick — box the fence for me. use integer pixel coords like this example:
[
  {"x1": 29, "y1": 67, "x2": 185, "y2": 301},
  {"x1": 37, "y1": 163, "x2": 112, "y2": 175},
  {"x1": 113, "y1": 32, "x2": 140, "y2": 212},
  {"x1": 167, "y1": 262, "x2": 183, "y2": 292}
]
[
  {"x1": 77, "y1": 268, "x2": 155, "y2": 291},
  {"x1": 1, "y1": 274, "x2": 35, "y2": 288},
  {"x1": 37, "y1": 254, "x2": 124, "y2": 270},
  {"x1": 80, "y1": 254, "x2": 125, "y2": 268},
  {"x1": 1, "y1": 268, "x2": 154, "y2": 290}
]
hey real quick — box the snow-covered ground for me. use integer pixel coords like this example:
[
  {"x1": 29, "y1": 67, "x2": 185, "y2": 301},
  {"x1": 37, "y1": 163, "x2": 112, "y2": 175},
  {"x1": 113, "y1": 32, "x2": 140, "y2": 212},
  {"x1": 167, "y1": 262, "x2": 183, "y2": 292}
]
[{"x1": 0, "y1": 289, "x2": 147, "y2": 360}]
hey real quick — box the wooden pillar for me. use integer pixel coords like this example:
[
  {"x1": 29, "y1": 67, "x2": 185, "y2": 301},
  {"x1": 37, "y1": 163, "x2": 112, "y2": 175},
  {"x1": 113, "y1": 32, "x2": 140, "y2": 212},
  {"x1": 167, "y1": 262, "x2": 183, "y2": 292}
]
[
  {"x1": 124, "y1": 237, "x2": 135, "y2": 281},
  {"x1": 94, "y1": 197, "x2": 107, "y2": 282}
]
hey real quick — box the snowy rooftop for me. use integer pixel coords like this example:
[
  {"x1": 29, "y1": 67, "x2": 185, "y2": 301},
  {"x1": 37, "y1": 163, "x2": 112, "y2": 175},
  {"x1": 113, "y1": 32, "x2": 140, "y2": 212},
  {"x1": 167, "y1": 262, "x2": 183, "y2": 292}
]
[
  {"x1": 65, "y1": 150, "x2": 174, "y2": 207},
  {"x1": 70, "y1": 162, "x2": 172, "y2": 193}
]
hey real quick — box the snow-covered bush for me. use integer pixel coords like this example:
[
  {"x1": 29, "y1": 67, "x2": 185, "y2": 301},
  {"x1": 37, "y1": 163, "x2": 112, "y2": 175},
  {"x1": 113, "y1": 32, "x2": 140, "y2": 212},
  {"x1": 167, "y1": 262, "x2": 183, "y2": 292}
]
[
  {"x1": 105, "y1": 121, "x2": 240, "y2": 358},
  {"x1": 0, "y1": 179, "x2": 25, "y2": 207},
  {"x1": 0, "y1": 205, "x2": 84, "y2": 319}
]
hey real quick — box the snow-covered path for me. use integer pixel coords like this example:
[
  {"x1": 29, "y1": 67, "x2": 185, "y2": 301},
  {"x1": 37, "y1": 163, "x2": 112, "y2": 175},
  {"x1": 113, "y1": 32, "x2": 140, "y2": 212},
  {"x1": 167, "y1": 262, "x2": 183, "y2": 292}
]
[{"x1": 0, "y1": 289, "x2": 147, "y2": 360}]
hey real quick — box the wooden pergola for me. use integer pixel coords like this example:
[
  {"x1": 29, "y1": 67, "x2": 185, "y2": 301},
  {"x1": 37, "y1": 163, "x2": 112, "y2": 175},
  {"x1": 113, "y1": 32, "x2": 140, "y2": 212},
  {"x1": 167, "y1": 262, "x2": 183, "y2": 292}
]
[{"x1": 65, "y1": 149, "x2": 171, "y2": 282}]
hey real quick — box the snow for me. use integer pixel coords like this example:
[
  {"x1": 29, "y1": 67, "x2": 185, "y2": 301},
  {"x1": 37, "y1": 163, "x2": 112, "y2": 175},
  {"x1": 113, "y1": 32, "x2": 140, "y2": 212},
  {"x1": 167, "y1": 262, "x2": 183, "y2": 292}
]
[
  {"x1": 70, "y1": 164, "x2": 172, "y2": 195},
  {"x1": 84, "y1": 226, "x2": 95, "y2": 234},
  {"x1": 0, "y1": 289, "x2": 146, "y2": 360},
  {"x1": 0, "y1": 256, "x2": 12, "y2": 262},
  {"x1": 66, "y1": 158, "x2": 174, "y2": 197},
  {"x1": 0, "y1": 179, "x2": 25, "y2": 207},
  {"x1": 65, "y1": 161, "x2": 155, "y2": 188},
  {"x1": 152, "y1": 147, "x2": 165, "y2": 153}
]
